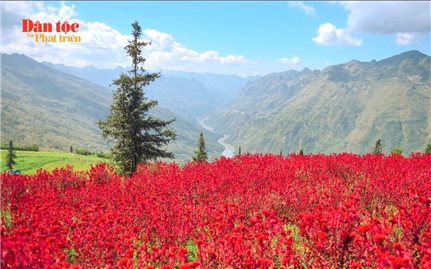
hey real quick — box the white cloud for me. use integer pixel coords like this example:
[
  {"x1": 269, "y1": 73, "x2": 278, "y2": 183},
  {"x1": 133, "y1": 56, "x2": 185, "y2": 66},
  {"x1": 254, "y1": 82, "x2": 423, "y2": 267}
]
[
  {"x1": 313, "y1": 23, "x2": 362, "y2": 46},
  {"x1": 1, "y1": 1, "x2": 249, "y2": 74},
  {"x1": 142, "y1": 29, "x2": 248, "y2": 68},
  {"x1": 288, "y1": 1, "x2": 316, "y2": 15},
  {"x1": 313, "y1": 1, "x2": 430, "y2": 47},
  {"x1": 395, "y1": 33, "x2": 415, "y2": 45},
  {"x1": 314, "y1": 1, "x2": 430, "y2": 46},
  {"x1": 280, "y1": 56, "x2": 300, "y2": 65},
  {"x1": 340, "y1": 1, "x2": 431, "y2": 34},
  {"x1": 1, "y1": 2, "x2": 129, "y2": 67}
]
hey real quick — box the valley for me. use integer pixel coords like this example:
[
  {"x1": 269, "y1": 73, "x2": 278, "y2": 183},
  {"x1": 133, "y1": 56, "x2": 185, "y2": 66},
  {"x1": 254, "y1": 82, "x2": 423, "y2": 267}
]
[
  {"x1": 1, "y1": 50, "x2": 430, "y2": 167},
  {"x1": 196, "y1": 117, "x2": 236, "y2": 157}
]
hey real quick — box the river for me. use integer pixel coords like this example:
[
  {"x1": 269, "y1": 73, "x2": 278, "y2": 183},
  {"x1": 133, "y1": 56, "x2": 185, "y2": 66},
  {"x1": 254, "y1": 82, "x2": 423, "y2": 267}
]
[{"x1": 196, "y1": 117, "x2": 236, "y2": 157}]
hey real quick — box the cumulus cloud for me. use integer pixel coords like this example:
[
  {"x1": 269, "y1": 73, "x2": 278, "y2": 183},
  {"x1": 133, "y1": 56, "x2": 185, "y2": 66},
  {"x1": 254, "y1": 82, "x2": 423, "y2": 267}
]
[
  {"x1": 340, "y1": 1, "x2": 431, "y2": 34},
  {"x1": 313, "y1": 23, "x2": 362, "y2": 46},
  {"x1": 1, "y1": 1, "x2": 248, "y2": 73},
  {"x1": 142, "y1": 29, "x2": 247, "y2": 69},
  {"x1": 343, "y1": 1, "x2": 430, "y2": 46},
  {"x1": 280, "y1": 56, "x2": 300, "y2": 65},
  {"x1": 1, "y1": 2, "x2": 129, "y2": 67},
  {"x1": 288, "y1": 2, "x2": 316, "y2": 15},
  {"x1": 314, "y1": 1, "x2": 430, "y2": 47}
]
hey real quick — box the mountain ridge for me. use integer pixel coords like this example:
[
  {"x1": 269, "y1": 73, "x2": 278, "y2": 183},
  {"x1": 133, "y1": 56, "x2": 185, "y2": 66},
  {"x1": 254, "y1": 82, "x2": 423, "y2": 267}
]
[
  {"x1": 42, "y1": 61, "x2": 254, "y2": 119},
  {"x1": 209, "y1": 50, "x2": 431, "y2": 154},
  {"x1": 1, "y1": 53, "x2": 223, "y2": 161}
]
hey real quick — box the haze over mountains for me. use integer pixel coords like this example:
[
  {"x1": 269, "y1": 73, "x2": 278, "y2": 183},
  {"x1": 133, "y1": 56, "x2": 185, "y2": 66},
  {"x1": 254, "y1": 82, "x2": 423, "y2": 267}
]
[
  {"x1": 1, "y1": 50, "x2": 430, "y2": 159},
  {"x1": 43, "y1": 62, "x2": 253, "y2": 119}
]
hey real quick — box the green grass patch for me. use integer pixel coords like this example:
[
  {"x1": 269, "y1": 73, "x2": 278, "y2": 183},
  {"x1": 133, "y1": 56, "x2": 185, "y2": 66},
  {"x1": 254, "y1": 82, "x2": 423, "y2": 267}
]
[
  {"x1": 283, "y1": 223, "x2": 306, "y2": 255},
  {"x1": 185, "y1": 240, "x2": 198, "y2": 262},
  {"x1": 66, "y1": 247, "x2": 77, "y2": 264},
  {"x1": 0, "y1": 150, "x2": 110, "y2": 175},
  {"x1": 1, "y1": 206, "x2": 13, "y2": 230}
]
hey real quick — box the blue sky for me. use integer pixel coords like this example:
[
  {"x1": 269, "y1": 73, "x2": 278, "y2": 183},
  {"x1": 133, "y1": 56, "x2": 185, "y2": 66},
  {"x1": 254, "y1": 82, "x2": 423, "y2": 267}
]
[{"x1": 2, "y1": 1, "x2": 430, "y2": 76}]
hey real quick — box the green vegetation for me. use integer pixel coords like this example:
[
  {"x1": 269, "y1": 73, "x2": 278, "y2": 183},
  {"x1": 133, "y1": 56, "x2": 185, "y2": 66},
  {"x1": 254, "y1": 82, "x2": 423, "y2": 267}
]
[
  {"x1": 0, "y1": 143, "x2": 39, "y2": 152},
  {"x1": 1, "y1": 53, "x2": 222, "y2": 163},
  {"x1": 0, "y1": 150, "x2": 109, "y2": 175},
  {"x1": 391, "y1": 148, "x2": 403, "y2": 155},
  {"x1": 66, "y1": 247, "x2": 77, "y2": 264},
  {"x1": 95, "y1": 152, "x2": 111, "y2": 159},
  {"x1": 6, "y1": 141, "x2": 16, "y2": 170},
  {"x1": 192, "y1": 133, "x2": 208, "y2": 162},
  {"x1": 185, "y1": 240, "x2": 198, "y2": 262},
  {"x1": 373, "y1": 139, "x2": 383, "y2": 154},
  {"x1": 98, "y1": 21, "x2": 175, "y2": 175},
  {"x1": 1, "y1": 206, "x2": 13, "y2": 230},
  {"x1": 426, "y1": 144, "x2": 431, "y2": 153},
  {"x1": 75, "y1": 148, "x2": 93, "y2": 156},
  {"x1": 210, "y1": 50, "x2": 430, "y2": 155},
  {"x1": 1, "y1": 54, "x2": 111, "y2": 152}
]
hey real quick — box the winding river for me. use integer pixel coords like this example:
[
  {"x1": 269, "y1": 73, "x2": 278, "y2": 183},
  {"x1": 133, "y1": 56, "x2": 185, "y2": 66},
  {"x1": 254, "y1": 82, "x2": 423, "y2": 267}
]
[{"x1": 196, "y1": 118, "x2": 236, "y2": 157}]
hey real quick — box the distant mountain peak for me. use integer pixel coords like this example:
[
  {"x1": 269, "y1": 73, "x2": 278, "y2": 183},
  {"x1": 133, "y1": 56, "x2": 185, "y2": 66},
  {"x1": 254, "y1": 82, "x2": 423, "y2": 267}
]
[
  {"x1": 301, "y1": 68, "x2": 312, "y2": 74},
  {"x1": 377, "y1": 50, "x2": 430, "y2": 65},
  {"x1": 346, "y1": 59, "x2": 363, "y2": 64},
  {"x1": 398, "y1": 50, "x2": 429, "y2": 58}
]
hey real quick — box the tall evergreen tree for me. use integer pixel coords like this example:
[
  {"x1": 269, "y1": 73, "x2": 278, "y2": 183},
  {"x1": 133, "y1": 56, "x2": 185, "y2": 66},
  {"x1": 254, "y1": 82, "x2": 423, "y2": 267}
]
[
  {"x1": 6, "y1": 140, "x2": 16, "y2": 170},
  {"x1": 192, "y1": 133, "x2": 208, "y2": 162},
  {"x1": 426, "y1": 144, "x2": 431, "y2": 154},
  {"x1": 98, "y1": 21, "x2": 176, "y2": 175},
  {"x1": 373, "y1": 139, "x2": 382, "y2": 154}
]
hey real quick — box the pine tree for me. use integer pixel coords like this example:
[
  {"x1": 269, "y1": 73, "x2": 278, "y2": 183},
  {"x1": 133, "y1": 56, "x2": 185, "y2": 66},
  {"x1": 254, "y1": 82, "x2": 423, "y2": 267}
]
[
  {"x1": 97, "y1": 21, "x2": 176, "y2": 175},
  {"x1": 426, "y1": 144, "x2": 431, "y2": 154},
  {"x1": 192, "y1": 133, "x2": 208, "y2": 162},
  {"x1": 373, "y1": 139, "x2": 382, "y2": 154},
  {"x1": 70, "y1": 145, "x2": 73, "y2": 153},
  {"x1": 238, "y1": 146, "x2": 242, "y2": 155},
  {"x1": 6, "y1": 140, "x2": 16, "y2": 170}
]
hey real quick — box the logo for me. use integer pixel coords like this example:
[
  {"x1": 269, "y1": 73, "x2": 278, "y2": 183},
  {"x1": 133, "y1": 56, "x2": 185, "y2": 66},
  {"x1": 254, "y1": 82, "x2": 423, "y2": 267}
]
[{"x1": 22, "y1": 19, "x2": 81, "y2": 43}]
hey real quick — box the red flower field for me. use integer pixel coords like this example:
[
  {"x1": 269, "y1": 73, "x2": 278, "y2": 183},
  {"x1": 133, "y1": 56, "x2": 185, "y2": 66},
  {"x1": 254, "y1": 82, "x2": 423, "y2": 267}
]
[{"x1": 1, "y1": 153, "x2": 431, "y2": 268}]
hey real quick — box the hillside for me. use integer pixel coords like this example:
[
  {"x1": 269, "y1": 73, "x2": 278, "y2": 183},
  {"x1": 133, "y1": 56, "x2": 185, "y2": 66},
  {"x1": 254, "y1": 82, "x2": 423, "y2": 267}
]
[
  {"x1": 1, "y1": 53, "x2": 110, "y2": 151},
  {"x1": 44, "y1": 63, "x2": 253, "y2": 119},
  {"x1": 1, "y1": 54, "x2": 223, "y2": 161},
  {"x1": 209, "y1": 50, "x2": 431, "y2": 154}
]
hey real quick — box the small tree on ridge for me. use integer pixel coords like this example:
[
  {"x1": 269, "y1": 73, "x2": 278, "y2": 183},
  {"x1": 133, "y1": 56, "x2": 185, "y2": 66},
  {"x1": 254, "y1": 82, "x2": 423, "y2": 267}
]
[
  {"x1": 192, "y1": 133, "x2": 208, "y2": 162},
  {"x1": 373, "y1": 139, "x2": 382, "y2": 154}
]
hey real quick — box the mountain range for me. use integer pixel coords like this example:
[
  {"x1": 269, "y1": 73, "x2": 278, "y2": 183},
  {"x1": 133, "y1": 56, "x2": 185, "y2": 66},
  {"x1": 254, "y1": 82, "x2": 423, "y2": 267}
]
[
  {"x1": 43, "y1": 62, "x2": 253, "y2": 119},
  {"x1": 1, "y1": 50, "x2": 429, "y2": 160},
  {"x1": 209, "y1": 50, "x2": 431, "y2": 154},
  {"x1": 1, "y1": 53, "x2": 227, "y2": 161}
]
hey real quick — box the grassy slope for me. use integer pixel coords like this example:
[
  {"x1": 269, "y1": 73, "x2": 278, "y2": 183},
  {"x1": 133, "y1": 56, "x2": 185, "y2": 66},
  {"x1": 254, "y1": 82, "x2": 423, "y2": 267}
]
[
  {"x1": 210, "y1": 51, "x2": 430, "y2": 155},
  {"x1": 0, "y1": 150, "x2": 109, "y2": 175},
  {"x1": 1, "y1": 54, "x2": 223, "y2": 160}
]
